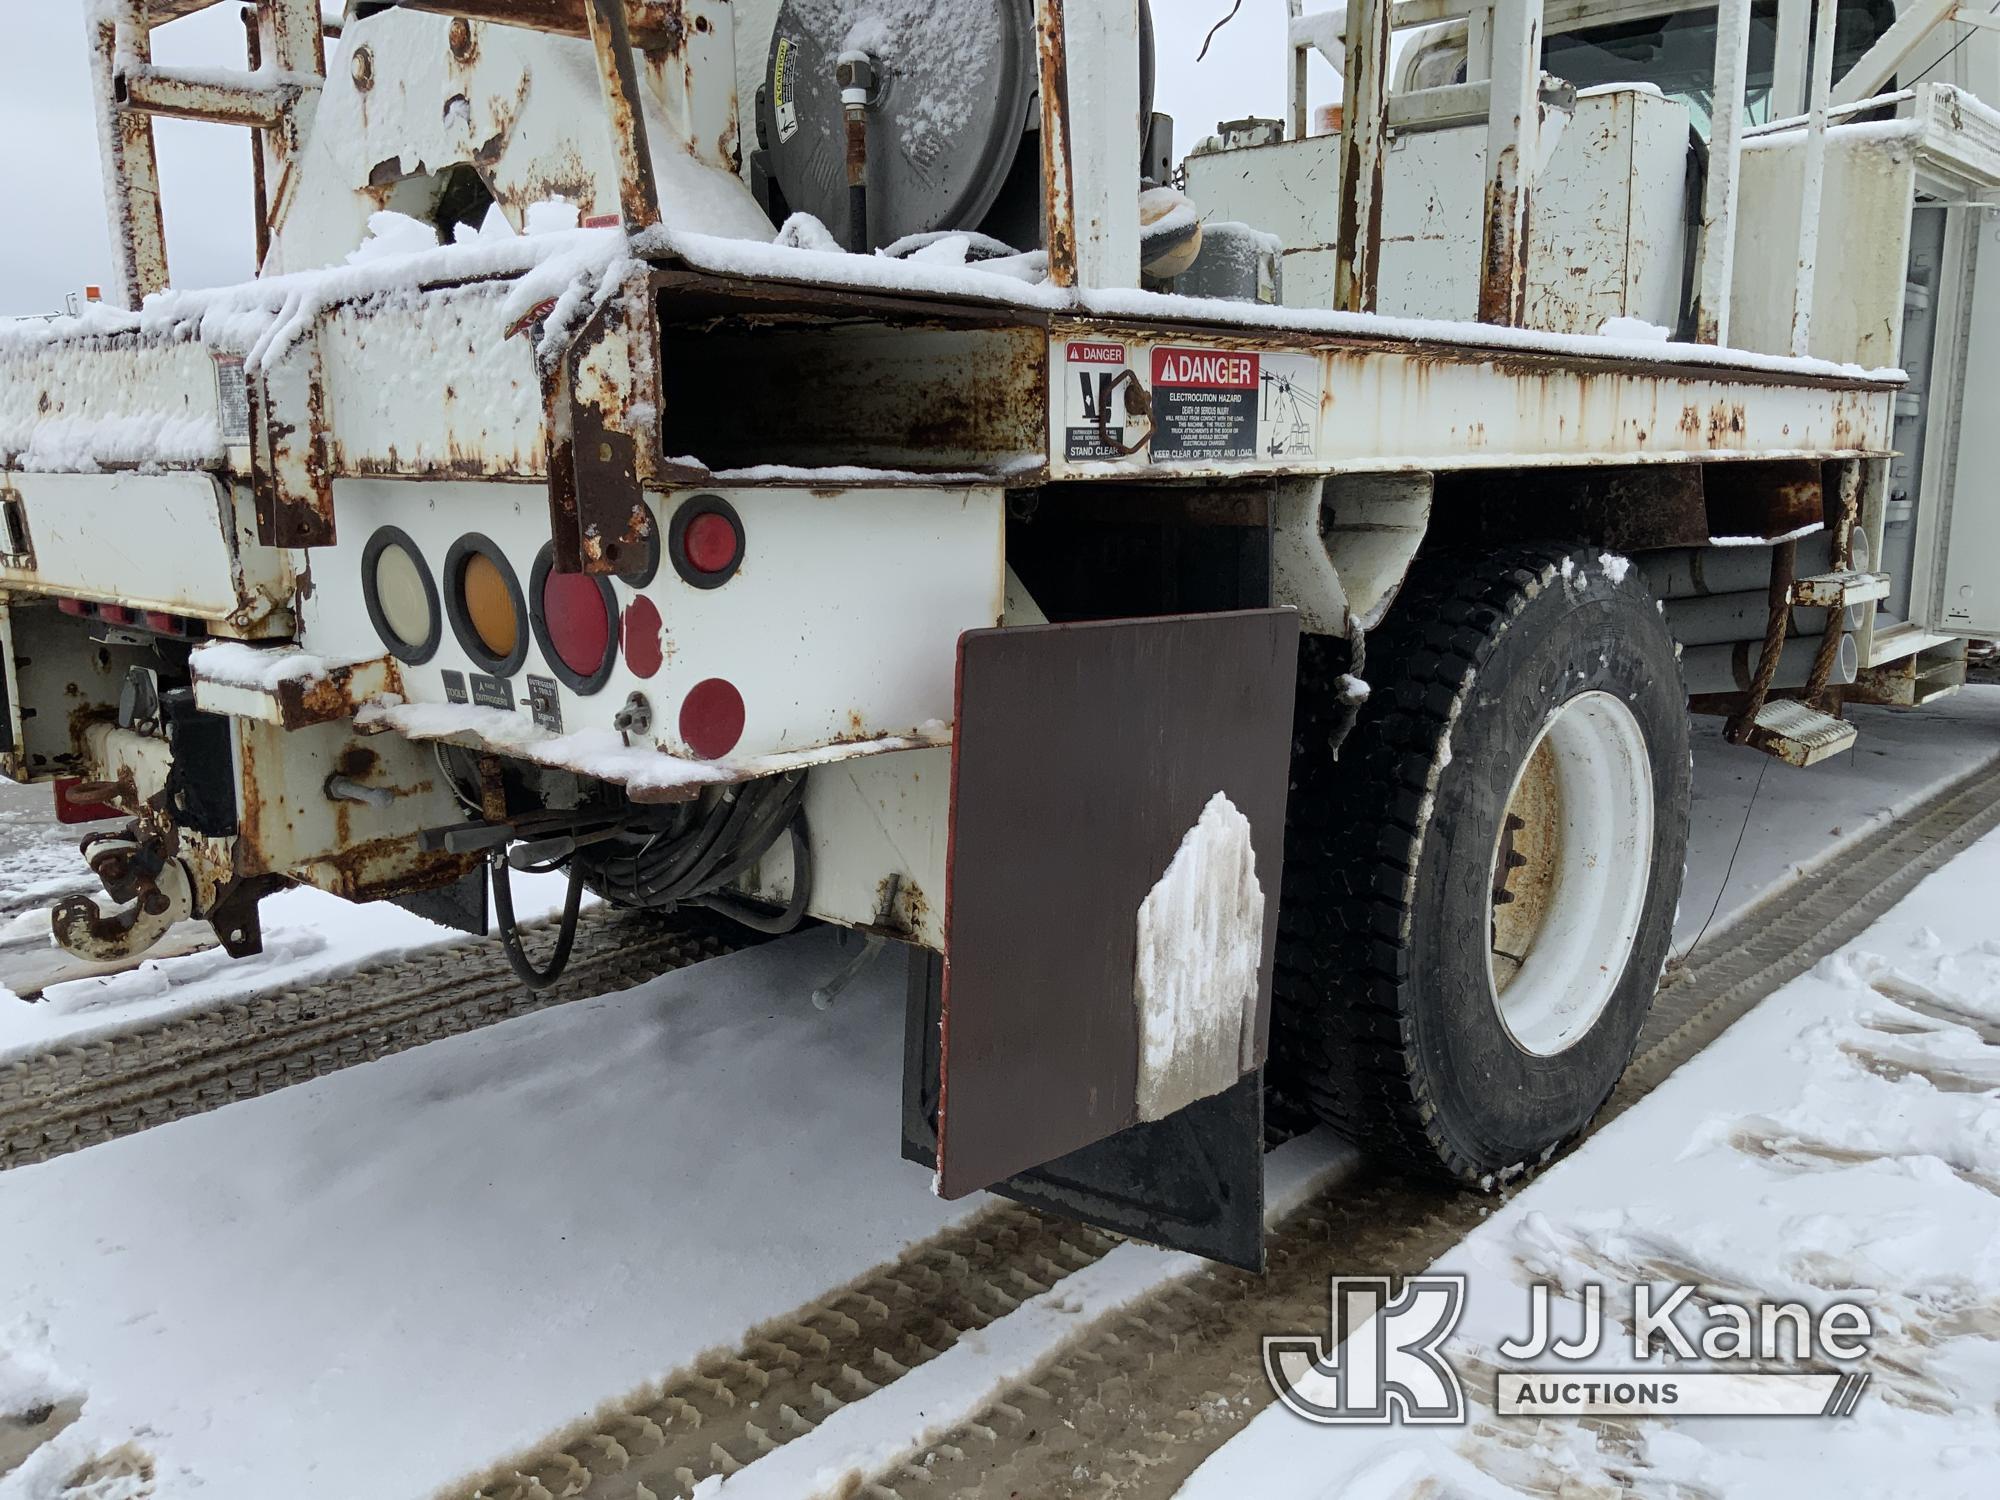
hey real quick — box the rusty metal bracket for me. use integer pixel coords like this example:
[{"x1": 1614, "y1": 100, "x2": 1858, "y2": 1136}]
[
  {"x1": 1803, "y1": 462, "x2": 1863, "y2": 707},
  {"x1": 249, "y1": 333, "x2": 336, "y2": 549},
  {"x1": 582, "y1": 0, "x2": 662, "y2": 233},
  {"x1": 538, "y1": 289, "x2": 655, "y2": 577}
]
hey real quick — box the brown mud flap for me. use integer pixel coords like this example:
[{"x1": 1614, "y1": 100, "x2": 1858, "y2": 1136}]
[{"x1": 906, "y1": 610, "x2": 1299, "y2": 1270}]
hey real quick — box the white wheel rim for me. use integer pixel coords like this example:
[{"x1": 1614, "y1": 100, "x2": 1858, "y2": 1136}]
[{"x1": 1485, "y1": 691, "x2": 1655, "y2": 1057}]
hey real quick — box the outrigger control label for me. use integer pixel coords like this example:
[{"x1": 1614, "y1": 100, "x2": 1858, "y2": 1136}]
[{"x1": 527, "y1": 674, "x2": 563, "y2": 733}]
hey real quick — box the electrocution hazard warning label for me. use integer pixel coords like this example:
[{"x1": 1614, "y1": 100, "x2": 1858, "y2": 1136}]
[{"x1": 1150, "y1": 348, "x2": 1259, "y2": 460}]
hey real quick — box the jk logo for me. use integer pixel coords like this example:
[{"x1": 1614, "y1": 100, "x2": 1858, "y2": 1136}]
[{"x1": 1262, "y1": 1275, "x2": 1468, "y2": 1424}]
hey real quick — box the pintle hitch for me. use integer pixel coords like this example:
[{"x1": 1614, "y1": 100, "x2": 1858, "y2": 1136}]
[{"x1": 49, "y1": 828, "x2": 195, "y2": 964}]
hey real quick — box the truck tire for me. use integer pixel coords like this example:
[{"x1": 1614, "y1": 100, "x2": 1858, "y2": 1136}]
[{"x1": 1275, "y1": 542, "x2": 1690, "y2": 1184}]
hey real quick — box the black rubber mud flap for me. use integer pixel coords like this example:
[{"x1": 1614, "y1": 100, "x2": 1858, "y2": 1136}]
[
  {"x1": 389, "y1": 864, "x2": 490, "y2": 936},
  {"x1": 916, "y1": 610, "x2": 1298, "y2": 1270},
  {"x1": 905, "y1": 950, "x2": 1269, "y2": 1269}
]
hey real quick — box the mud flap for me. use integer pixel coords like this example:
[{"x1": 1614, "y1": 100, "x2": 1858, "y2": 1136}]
[
  {"x1": 912, "y1": 610, "x2": 1298, "y2": 1270},
  {"x1": 904, "y1": 949, "x2": 1269, "y2": 1268}
]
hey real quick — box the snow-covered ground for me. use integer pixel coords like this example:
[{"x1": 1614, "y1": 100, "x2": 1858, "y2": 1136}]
[
  {"x1": 0, "y1": 688, "x2": 1996, "y2": 1499},
  {"x1": 1177, "y1": 815, "x2": 2000, "y2": 1500},
  {"x1": 0, "y1": 933, "x2": 971, "y2": 1499}
]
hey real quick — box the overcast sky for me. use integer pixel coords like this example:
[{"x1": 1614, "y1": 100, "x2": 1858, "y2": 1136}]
[{"x1": 0, "y1": 1, "x2": 1337, "y2": 316}]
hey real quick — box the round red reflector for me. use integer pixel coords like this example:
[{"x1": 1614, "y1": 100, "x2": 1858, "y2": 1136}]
[
  {"x1": 622, "y1": 595, "x2": 664, "y2": 679},
  {"x1": 540, "y1": 569, "x2": 612, "y2": 677},
  {"x1": 683, "y1": 511, "x2": 739, "y2": 574},
  {"x1": 679, "y1": 678, "x2": 745, "y2": 760}
]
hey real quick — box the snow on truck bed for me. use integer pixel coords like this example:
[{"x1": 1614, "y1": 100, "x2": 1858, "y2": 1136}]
[{"x1": 1, "y1": 202, "x2": 1901, "y2": 387}]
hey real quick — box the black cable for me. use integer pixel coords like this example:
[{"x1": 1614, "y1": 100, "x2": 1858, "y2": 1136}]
[
  {"x1": 571, "y1": 774, "x2": 810, "y2": 920},
  {"x1": 1905, "y1": 4, "x2": 2000, "y2": 91},
  {"x1": 491, "y1": 850, "x2": 584, "y2": 990},
  {"x1": 1197, "y1": 0, "x2": 1245, "y2": 63},
  {"x1": 701, "y1": 816, "x2": 815, "y2": 934},
  {"x1": 1683, "y1": 753, "x2": 1769, "y2": 964}
]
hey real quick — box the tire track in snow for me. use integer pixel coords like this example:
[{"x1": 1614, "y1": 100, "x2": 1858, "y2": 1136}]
[{"x1": 0, "y1": 906, "x2": 753, "y2": 1172}]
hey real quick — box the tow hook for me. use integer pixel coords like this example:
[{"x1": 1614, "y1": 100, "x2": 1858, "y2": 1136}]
[{"x1": 50, "y1": 834, "x2": 196, "y2": 963}]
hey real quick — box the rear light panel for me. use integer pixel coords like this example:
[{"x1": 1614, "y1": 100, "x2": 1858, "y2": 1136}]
[
  {"x1": 55, "y1": 598, "x2": 203, "y2": 637},
  {"x1": 529, "y1": 544, "x2": 619, "y2": 694}
]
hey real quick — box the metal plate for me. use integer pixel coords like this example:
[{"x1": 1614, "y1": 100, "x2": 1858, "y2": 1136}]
[{"x1": 937, "y1": 609, "x2": 1299, "y2": 1200}]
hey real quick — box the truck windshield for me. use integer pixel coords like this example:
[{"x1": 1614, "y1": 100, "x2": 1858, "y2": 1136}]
[{"x1": 1541, "y1": 1, "x2": 1896, "y2": 137}]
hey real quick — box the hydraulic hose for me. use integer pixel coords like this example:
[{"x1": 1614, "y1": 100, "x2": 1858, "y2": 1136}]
[{"x1": 491, "y1": 849, "x2": 584, "y2": 990}]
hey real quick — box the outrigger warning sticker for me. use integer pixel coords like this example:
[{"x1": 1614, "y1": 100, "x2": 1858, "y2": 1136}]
[
  {"x1": 773, "y1": 37, "x2": 799, "y2": 142},
  {"x1": 1064, "y1": 341, "x2": 1130, "y2": 462}
]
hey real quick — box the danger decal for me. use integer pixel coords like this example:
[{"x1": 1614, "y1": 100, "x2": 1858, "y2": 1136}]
[
  {"x1": 1064, "y1": 341, "x2": 1132, "y2": 462},
  {"x1": 1150, "y1": 347, "x2": 1260, "y2": 460}
]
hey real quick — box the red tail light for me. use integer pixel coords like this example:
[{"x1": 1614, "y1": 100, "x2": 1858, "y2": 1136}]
[
  {"x1": 530, "y1": 545, "x2": 618, "y2": 693},
  {"x1": 54, "y1": 776, "x2": 121, "y2": 824},
  {"x1": 544, "y1": 573, "x2": 610, "y2": 672},
  {"x1": 669, "y1": 497, "x2": 744, "y2": 587},
  {"x1": 98, "y1": 605, "x2": 135, "y2": 625},
  {"x1": 57, "y1": 598, "x2": 90, "y2": 617}
]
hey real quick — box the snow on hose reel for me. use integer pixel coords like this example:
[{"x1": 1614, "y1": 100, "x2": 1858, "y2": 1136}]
[{"x1": 755, "y1": 0, "x2": 1156, "y2": 254}]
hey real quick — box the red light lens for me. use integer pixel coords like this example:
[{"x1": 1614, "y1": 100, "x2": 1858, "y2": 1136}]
[
  {"x1": 678, "y1": 678, "x2": 745, "y2": 760},
  {"x1": 142, "y1": 611, "x2": 182, "y2": 635},
  {"x1": 540, "y1": 569, "x2": 612, "y2": 677},
  {"x1": 57, "y1": 598, "x2": 89, "y2": 617},
  {"x1": 683, "y1": 512, "x2": 739, "y2": 575},
  {"x1": 98, "y1": 605, "x2": 134, "y2": 625},
  {"x1": 621, "y1": 595, "x2": 664, "y2": 679}
]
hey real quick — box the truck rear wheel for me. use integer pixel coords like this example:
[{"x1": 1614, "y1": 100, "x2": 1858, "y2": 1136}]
[{"x1": 1275, "y1": 543, "x2": 1690, "y2": 1184}]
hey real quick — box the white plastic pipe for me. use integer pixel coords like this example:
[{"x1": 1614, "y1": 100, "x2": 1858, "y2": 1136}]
[
  {"x1": 1680, "y1": 633, "x2": 1857, "y2": 695},
  {"x1": 1664, "y1": 589, "x2": 1863, "y2": 645},
  {"x1": 1640, "y1": 529, "x2": 1869, "y2": 599}
]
